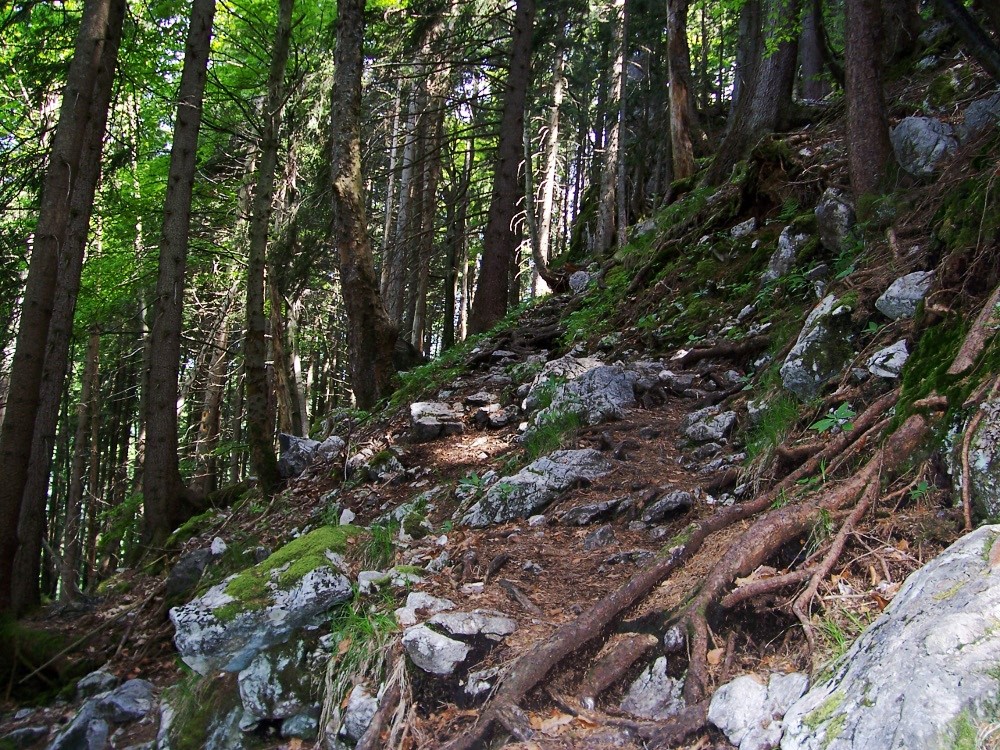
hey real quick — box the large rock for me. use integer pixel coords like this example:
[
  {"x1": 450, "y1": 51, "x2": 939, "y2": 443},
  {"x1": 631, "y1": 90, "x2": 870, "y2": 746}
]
[
  {"x1": 410, "y1": 402, "x2": 465, "y2": 442},
  {"x1": 461, "y1": 449, "x2": 613, "y2": 527},
  {"x1": 780, "y1": 295, "x2": 853, "y2": 400},
  {"x1": 762, "y1": 225, "x2": 811, "y2": 284},
  {"x1": 683, "y1": 405, "x2": 737, "y2": 443},
  {"x1": 402, "y1": 625, "x2": 471, "y2": 676},
  {"x1": 339, "y1": 685, "x2": 378, "y2": 743},
  {"x1": 237, "y1": 640, "x2": 315, "y2": 723},
  {"x1": 277, "y1": 434, "x2": 321, "y2": 479},
  {"x1": 891, "y1": 116, "x2": 958, "y2": 177},
  {"x1": 427, "y1": 609, "x2": 517, "y2": 641},
  {"x1": 958, "y1": 90, "x2": 1000, "y2": 142},
  {"x1": 394, "y1": 592, "x2": 455, "y2": 627},
  {"x1": 709, "y1": 672, "x2": 809, "y2": 750},
  {"x1": 528, "y1": 365, "x2": 639, "y2": 430},
  {"x1": 48, "y1": 680, "x2": 156, "y2": 750},
  {"x1": 403, "y1": 609, "x2": 517, "y2": 678},
  {"x1": 620, "y1": 657, "x2": 685, "y2": 720},
  {"x1": 874, "y1": 271, "x2": 934, "y2": 320},
  {"x1": 640, "y1": 490, "x2": 694, "y2": 524},
  {"x1": 522, "y1": 355, "x2": 604, "y2": 411},
  {"x1": 866, "y1": 340, "x2": 909, "y2": 379},
  {"x1": 315, "y1": 435, "x2": 346, "y2": 462},
  {"x1": 781, "y1": 525, "x2": 1000, "y2": 750},
  {"x1": 966, "y1": 402, "x2": 1000, "y2": 519},
  {"x1": 170, "y1": 529, "x2": 355, "y2": 674},
  {"x1": 814, "y1": 189, "x2": 856, "y2": 253}
]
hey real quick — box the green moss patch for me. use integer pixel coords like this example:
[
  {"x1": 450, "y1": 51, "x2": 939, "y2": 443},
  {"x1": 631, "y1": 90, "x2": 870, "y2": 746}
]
[{"x1": 214, "y1": 525, "x2": 363, "y2": 620}]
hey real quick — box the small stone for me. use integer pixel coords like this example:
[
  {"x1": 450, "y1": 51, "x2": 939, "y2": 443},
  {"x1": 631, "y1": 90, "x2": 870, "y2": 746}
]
[
  {"x1": 569, "y1": 271, "x2": 591, "y2": 293},
  {"x1": 339, "y1": 508, "x2": 356, "y2": 525},
  {"x1": 527, "y1": 514, "x2": 547, "y2": 527},
  {"x1": 875, "y1": 271, "x2": 934, "y2": 320},
  {"x1": 402, "y1": 625, "x2": 471, "y2": 675},
  {"x1": 340, "y1": 685, "x2": 378, "y2": 743},
  {"x1": 620, "y1": 657, "x2": 685, "y2": 720},
  {"x1": 640, "y1": 491, "x2": 694, "y2": 524},
  {"x1": 583, "y1": 525, "x2": 616, "y2": 550},
  {"x1": 731, "y1": 217, "x2": 757, "y2": 238},
  {"x1": 867, "y1": 340, "x2": 909, "y2": 378}
]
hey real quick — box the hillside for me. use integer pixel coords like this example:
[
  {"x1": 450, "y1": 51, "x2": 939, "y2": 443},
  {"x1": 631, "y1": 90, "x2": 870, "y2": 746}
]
[{"x1": 5, "y1": 17, "x2": 1000, "y2": 750}]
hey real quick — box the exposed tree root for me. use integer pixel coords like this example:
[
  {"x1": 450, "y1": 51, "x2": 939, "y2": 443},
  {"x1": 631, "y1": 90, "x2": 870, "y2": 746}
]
[
  {"x1": 948, "y1": 281, "x2": 1000, "y2": 375},
  {"x1": 439, "y1": 392, "x2": 900, "y2": 750},
  {"x1": 578, "y1": 634, "x2": 659, "y2": 706},
  {"x1": 674, "y1": 334, "x2": 771, "y2": 367},
  {"x1": 720, "y1": 568, "x2": 812, "y2": 610}
]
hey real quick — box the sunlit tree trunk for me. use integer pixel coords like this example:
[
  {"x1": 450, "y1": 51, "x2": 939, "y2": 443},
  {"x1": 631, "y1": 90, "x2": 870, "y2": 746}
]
[
  {"x1": 143, "y1": 0, "x2": 216, "y2": 548},
  {"x1": 595, "y1": 0, "x2": 627, "y2": 255},
  {"x1": 667, "y1": 0, "x2": 697, "y2": 180}
]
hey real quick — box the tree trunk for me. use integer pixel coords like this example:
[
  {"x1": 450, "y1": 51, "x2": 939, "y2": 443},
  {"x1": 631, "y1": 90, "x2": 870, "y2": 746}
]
[
  {"x1": 0, "y1": 0, "x2": 120, "y2": 614},
  {"x1": 469, "y1": 0, "x2": 536, "y2": 333},
  {"x1": 882, "y1": 0, "x2": 921, "y2": 61},
  {"x1": 142, "y1": 0, "x2": 216, "y2": 549},
  {"x1": 668, "y1": 0, "x2": 697, "y2": 180},
  {"x1": 192, "y1": 321, "x2": 229, "y2": 495},
  {"x1": 412, "y1": 105, "x2": 445, "y2": 352},
  {"x1": 845, "y1": 0, "x2": 896, "y2": 196},
  {"x1": 533, "y1": 45, "x2": 566, "y2": 292},
  {"x1": 935, "y1": 0, "x2": 1000, "y2": 80},
  {"x1": 245, "y1": 0, "x2": 293, "y2": 494},
  {"x1": 383, "y1": 93, "x2": 418, "y2": 325},
  {"x1": 594, "y1": 0, "x2": 627, "y2": 255},
  {"x1": 62, "y1": 329, "x2": 100, "y2": 600},
  {"x1": 800, "y1": 5, "x2": 831, "y2": 99},
  {"x1": 10, "y1": 0, "x2": 125, "y2": 615},
  {"x1": 706, "y1": 0, "x2": 801, "y2": 184},
  {"x1": 329, "y1": 0, "x2": 398, "y2": 409}
]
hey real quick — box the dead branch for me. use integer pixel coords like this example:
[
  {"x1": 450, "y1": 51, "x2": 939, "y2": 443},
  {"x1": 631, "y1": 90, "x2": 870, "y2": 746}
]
[
  {"x1": 498, "y1": 579, "x2": 544, "y2": 617},
  {"x1": 578, "y1": 633, "x2": 658, "y2": 706},
  {"x1": 720, "y1": 569, "x2": 812, "y2": 610},
  {"x1": 356, "y1": 678, "x2": 402, "y2": 750},
  {"x1": 792, "y1": 474, "x2": 880, "y2": 650},
  {"x1": 675, "y1": 335, "x2": 771, "y2": 367},
  {"x1": 948, "y1": 282, "x2": 1000, "y2": 375}
]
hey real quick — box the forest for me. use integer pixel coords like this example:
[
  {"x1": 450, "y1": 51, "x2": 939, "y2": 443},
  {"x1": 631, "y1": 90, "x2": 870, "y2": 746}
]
[{"x1": 3, "y1": 0, "x2": 1000, "y2": 745}]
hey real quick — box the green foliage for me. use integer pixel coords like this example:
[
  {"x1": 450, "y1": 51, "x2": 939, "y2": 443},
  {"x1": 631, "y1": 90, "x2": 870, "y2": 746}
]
[
  {"x1": 810, "y1": 403, "x2": 856, "y2": 433},
  {"x1": 522, "y1": 407, "x2": 583, "y2": 461},
  {"x1": 745, "y1": 393, "x2": 801, "y2": 460},
  {"x1": 0, "y1": 615, "x2": 86, "y2": 703},
  {"x1": 360, "y1": 524, "x2": 397, "y2": 570}
]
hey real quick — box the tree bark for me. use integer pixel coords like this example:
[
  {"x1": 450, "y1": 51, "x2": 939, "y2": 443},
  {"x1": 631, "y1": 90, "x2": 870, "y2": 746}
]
[
  {"x1": 142, "y1": 0, "x2": 216, "y2": 549},
  {"x1": 845, "y1": 0, "x2": 896, "y2": 196},
  {"x1": 800, "y1": 5, "x2": 831, "y2": 99},
  {"x1": 10, "y1": 0, "x2": 125, "y2": 615},
  {"x1": 595, "y1": 0, "x2": 627, "y2": 255},
  {"x1": 668, "y1": 0, "x2": 697, "y2": 180},
  {"x1": 469, "y1": 0, "x2": 536, "y2": 333},
  {"x1": 935, "y1": 0, "x2": 1000, "y2": 80},
  {"x1": 534, "y1": 44, "x2": 566, "y2": 291},
  {"x1": 245, "y1": 0, "x2": 293, "y2": 495},
  {"x1": 0, "y1": 0, "x2": 118, "y2": 613},
  {"x1": 329, "y1": 0, "x2": 398, "y2": 409}
]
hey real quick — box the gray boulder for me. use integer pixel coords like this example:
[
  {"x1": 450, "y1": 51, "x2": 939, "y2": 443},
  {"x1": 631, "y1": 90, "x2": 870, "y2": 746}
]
[
  {"x1": 170, "y1": 564, "x2": 352, "y2": 675},
  {"x1": 891, "y1": 116, "x2": 958, "y2": 177},
  {"x1": 966, "y1": 402, "x2": 1000, "y2": 519},
  {"x1": 394, "y1": 592, "x2": 455, "y2": 627},
  {"x1": 428, "y1": 609, "x2": 517, "y2": 641},
  {"x1": 781, "y1": 525, "x2": 1000, "y2": 750},
  {"x1": 583, "y1": 524, "x2": 616, "y2": 550},
  {"x1": 461, "y1": 449, "x2": 613, "y2": 527},
  {"x1": 165, "y1": 548, "x2": 216, "y2": 603},
  {"x1": 762, "y1": 226, "x2": 811, "y2": 284},
  {"x1": 866, "y1": 340, "x2": 909, "y2": 379},
  {"x1": 780, "y1": 295, "x2": 853, "y2": 400},
  {"x1": 569, "y1": 270, "x2": 591, "y2": 294},
  {"x1": 339, "y1": 685, "x2": 378, "y2": 743},
  {"x1": 709, "y1": 672, "x2": 809, "y2": 750},
  {"x1": 528, "y1": 365, "x2": 639, "y2": 430},
  {"x1": 4, "y1": 727, "x2": 49, "y2": 749},
  {"x1": 410, "y1": 402, "x2": 465, "y2": 442},
  {"x1": 315, "y1": 435, "x2": 346, "y2": 462},
  {"x1": 640, "y1": 490, "x2": 694, "y2": 524},
  {"x1": 683, "y1": 405, "x2": 737, "y2": 442},
  {"x1": 277, "y1": 434, "x2": 320, "y2": 479},
  {"x1": 237, "y1": 640, "x2": 313, "y2": 722},
  {"x1": 731, "y1": 217, "x2": 758, "y2": 238},
  {"x1": 814, "y1": 189, "x2": 856, "y2": 253},
  {"x1": 875, "y1": 271, "x2": 934, "y2": 320},
  {"x1": 48, "y1": 680, "x2": 155, "y2": 750},
  {"x1": 402, "y1": 625, "x2": 471, "y2": 676},
  {"x1": 522, "y1": 355, "x2": 604, "y2": 411},
  {"x1": 76, "y1": 670, "x2": 118, "y2": 701},
  {"x1": 559, "y1": 498, "x2": 621, "y2": 525},
  {"x1": 620, "y1": 657, "x2": 685, "y2": 720},
  {"x1": 958, "y1": 90, "x2": 1000, "y2": 142}
]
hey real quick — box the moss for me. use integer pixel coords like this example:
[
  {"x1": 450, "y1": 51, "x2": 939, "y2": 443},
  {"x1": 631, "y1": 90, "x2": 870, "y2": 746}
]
[
  {"x1": 945, "y1": 712, "x2": 980, "y2": 750},
  {"x1": 660, "y1": 523, "x2": 697, "y2": 555},
  {"x1": 803, "y1": 690, "x2": 846, "y2": 730},
  {"x1": 0, "y1": 616, "x2": 91, "y2": 703},
  {"x1": 823, "y1": 713, "x2": 847, "y2": 749},
  {"x1": 215, "y1": 525, "x2": 363, "y2": 620},
  {"x1": 165, "y1": 672, "x2": 241, "y2": 750},
  {"x1": 166, "y1": 509, "x2": 219, "y2": 548},
  {"x1": 401, "y1": 510, "x2": 429, "y2": 539},
  {"x1": 393, "y1": 565, "x2": 425, "y2": 577}
]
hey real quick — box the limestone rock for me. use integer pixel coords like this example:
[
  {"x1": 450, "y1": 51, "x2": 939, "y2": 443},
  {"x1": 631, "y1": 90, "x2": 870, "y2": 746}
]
[
  {"x1": 866, "y1": 340, "x2": 909, "y2": 379},
  {"x1": 814, "y1": 189, "x2": 856, "y2": 253},
  {"x1": 48, "y1": 680, "x2": 155, "y2": 750},
  {"x1": 528, "y1": 365, "x2": 639, "y2": 431},
  {"x1": 640, "y1": 490, "x2": 694, "y2": 524},
  {"x1": 620, "y1": 657, "x2": 685, "y2": 720},
  {"x1": 402, "y1": 625, "x2": 471, "y2": 676},
  {"x1": 315, "y1": 435, "x2": 346, "y2": 462},
  {"x1": 277, "y1": 434, "x2": 320, "y2": 479},
  {"x1": 170, "y1": 564, "x2": 352, "y2": 675},
  {"x1": 522, "y1": 355, "x2": 604, "y2": 412},
  {"x1": 165, "y1": 548, "x2": 216, "y2": 604},
  {"x1": 3, "y1": 727, "x2": 48, "y2": 748},
  {"x1": 461, "y1": 449, "x2": 613, "y2": 527},
  {"x1": 781, "y1": 526, "x2": 1000, "y2": 749},
  {"x1": 583, "y1": 524, "x2": 615, "y2": 550},
  {"x1": 394, "y1": 592, "x2": 455, "y2": 627},
  {"x1": 410, "y1": 402, "x2": 465, "y2": 442},
  {"x1": 683, "y1": 405, "x2": 737, "y2": 442},
  {"x1": 966, "y1": 402, "x2": 1000, "y2": 519},
  {"x1": 780, "y1": 295, "x2": 853, "y2": 400},
  {"x1": 76, "y1": 670, "x2": 118, "y2": 701},
  {"x1": 762, "y1": 226, "x2": 811, "y2": 284},
  {"x1": 958, "y1": 90, "x2": 1000, "y2": 142},
  {"x1": 427, "y1": 609, "x2": 517, "y2": 641},
  {"x1": 875, "y1": 271, "x2": 934, "y2": 320},
  {"x1": 891, "y1": 116, "x2": 958, "y2": 177},
  {"x1": 339, "y1": 685, "x2": 378, "y2": 743},
  {"x1": 731, "y1": 217, "x2": 758, "y2": 238},
  {"x1": 559, "y1": 498, "x2": 621, "y2": 525},
  {"x1": 237, "y1": 640, "x2": 313, "y2": 722},
  {"x1": 709, "y1": 672, "x2": 809, "y2": 750},
  {"x1": 569, "y1": 270, "x2": 591, "y2": 293}
]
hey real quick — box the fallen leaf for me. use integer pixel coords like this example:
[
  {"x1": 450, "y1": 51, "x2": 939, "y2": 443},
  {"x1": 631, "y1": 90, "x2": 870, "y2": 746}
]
[
  {"x1": 707, "y1": 647, "x2": 724, "y2": 666},
  {"x1": 896, "y1": 538, "x2": 910, "y2": 551},
  {"x1": 337, "y1": 637, "x2": 353, "y2": 656},
  {"x1": 539, "y1": 711, "x2": 575, "y2": 735}
]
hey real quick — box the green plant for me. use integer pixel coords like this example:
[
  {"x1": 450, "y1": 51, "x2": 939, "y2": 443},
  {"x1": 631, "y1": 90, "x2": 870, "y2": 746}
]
[
  {"x1": 811, "y1": 403, "x2": 856, "y2": 433},
  {"x1": 361, "y1": 524, "x2": 397, "y2": 570},
  {"x1": 745, "y1": 393, "x2": 801, "y2": 460},
  {"x1": 521, "y1": 407, "x2": 583, "y2": 460},
  {"x1": 909, "y1": 479, "x2": 932, "y2": 502}
]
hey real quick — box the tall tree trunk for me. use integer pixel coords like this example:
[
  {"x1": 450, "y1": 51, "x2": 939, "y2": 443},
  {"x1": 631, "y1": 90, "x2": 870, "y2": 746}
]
[
  {"x1": 882, "y1": 0, "x2": 921, "y2": 62},
  {"x1": 667, "y1": 0, "x2": 697, "y2": 180},
  {"x1": 245, "y1": 0, "x2": 293, "y2": 494},
  {"x1": 0, "y1": 0, "x2": 120, "y2": 613},
  {"x1": 62, "y1": 329, "x2": 100, "y2": 600},
  {"x1": 329, "y1": 0, "x2": 397, "y2": 409},
  {"x1": 192, "y1": 321, "x2": 229, "y2": 495},
  {"x1": 469, "y1": 0, "x2": 536, "y2": 333},
  {"x1": 800, "y1": 5, "x2": 830, "y2": 99},
  {"x1": 384, "y1": 94, "x2": 418, "y2": 325},
  {"x1": 595, "y1": 0, "x2": 627, "y2": 255},
  {"x1": 845, "y1": 0, "x2": 896, "y2": 195},
  {"x1": 142, "y1": 0, "x2": 216, "y2": 549},
  {"x1": 10, "y1": 0, "x2": 125, "y2": 615},
  {"x1": 706, "y1": 0, "x2": 801, "y2": 184},
  {"x1": 935, "y1": 0, "x2": 1000, "y2": 80},
  {"x1": 531, "y1": 44, "x2": 566, "y2": 293},
  {"x1": 412, "y1": 105, "x2": 446, "y2": 352}
]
